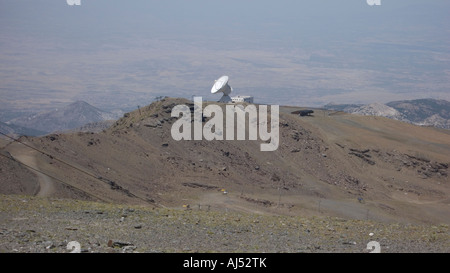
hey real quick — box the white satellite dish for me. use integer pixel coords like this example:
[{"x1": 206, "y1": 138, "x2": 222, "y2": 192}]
[{"x1": 211, "y1": 75, "x2": 233, "y2": 103}]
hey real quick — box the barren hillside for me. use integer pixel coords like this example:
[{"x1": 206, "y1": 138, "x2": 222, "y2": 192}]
[{"x1": 2, "y1": 98, "x2": 450, "y2": 225}]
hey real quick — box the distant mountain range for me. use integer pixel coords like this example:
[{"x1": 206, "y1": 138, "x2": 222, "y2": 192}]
[
  {"x1": 3, "y1": 101, "x2": 123, "y2": 136},
  {"x1": 324, "y1": 99, "x2": 450, "y2": 130}
]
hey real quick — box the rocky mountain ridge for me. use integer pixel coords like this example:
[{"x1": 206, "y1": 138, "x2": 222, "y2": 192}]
[
  {"x1": 4, "y1": 101, "x2": 123, "y2": 136},
  {"x1": 2, "y1": 97, "x2": 449, "y2": 226},
  {"x1": 324, "y1": 99, "x2": 450, "y2": 129}
]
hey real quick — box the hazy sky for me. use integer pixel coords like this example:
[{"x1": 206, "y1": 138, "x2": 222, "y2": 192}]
[{"x1": 1, "y1": 0, "x2": 449, "y2": 110}]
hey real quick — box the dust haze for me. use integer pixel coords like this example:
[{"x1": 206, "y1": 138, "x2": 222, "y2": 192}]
[{"x1": 1, "y1": 0, "x2": 449, "y2": 112}]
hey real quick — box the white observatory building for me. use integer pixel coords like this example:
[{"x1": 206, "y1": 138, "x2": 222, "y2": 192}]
[{"x1": 231, "y1": 95, "x2": 254, "y2": 103}]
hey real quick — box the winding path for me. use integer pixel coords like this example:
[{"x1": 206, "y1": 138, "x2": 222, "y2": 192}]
[{"x1": 7, "y1": 143, "x2": 55, "y2": 197}]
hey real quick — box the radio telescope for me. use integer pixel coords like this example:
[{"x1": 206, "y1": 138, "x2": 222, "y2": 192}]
[{"x1": 211, "y1": 76, "x2": 233, "y2": 103}]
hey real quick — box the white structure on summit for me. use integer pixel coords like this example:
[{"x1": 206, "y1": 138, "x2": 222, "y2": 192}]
[
  {"x1": 211, "y1": 76, "x2": 233, "y2": 103},
  {"x1": 211, "y1": 76, "x2": 254, "y2": 104},
  {"x1": 231, "y1": 95, "x2": 254, "y2": 104}
]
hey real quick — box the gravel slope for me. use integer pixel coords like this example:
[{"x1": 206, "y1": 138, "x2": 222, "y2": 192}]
[{"x1": 0, "y1": 195, "x2": 448, "y2": 253}]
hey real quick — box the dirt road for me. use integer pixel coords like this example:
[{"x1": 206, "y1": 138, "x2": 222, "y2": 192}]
[{"x1": 6, "y1": 143, "x2": 55, "y2": 197}]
